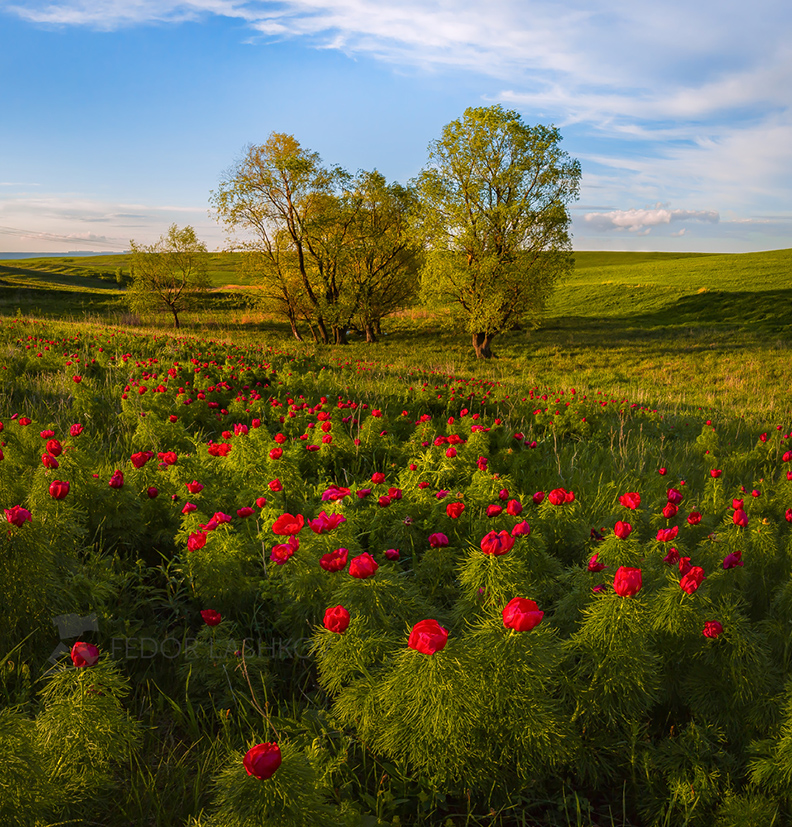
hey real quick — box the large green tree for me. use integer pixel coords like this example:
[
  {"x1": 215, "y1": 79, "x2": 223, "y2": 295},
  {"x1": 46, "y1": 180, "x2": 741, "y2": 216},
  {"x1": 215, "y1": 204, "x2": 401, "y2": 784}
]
[
  {"x1": 127, "y1": 224, "x2": 210, "y2": 329},
  {"x1": 416, "y1": 105, "x2": 581, "y2": 358},
  {"x1": 212, "y1": 134, "x2": 420, "y2": 345}
]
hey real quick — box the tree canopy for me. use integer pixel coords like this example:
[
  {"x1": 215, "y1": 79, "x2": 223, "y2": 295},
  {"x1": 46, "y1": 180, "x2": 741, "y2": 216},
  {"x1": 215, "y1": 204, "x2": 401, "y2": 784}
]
[
  {"x1": 211, "y1": 134, "x2": 420, "y2": 344},
  {"x1": 415, "y1": 105, "x2": 581, "y2": 358},
  {"x1": 127, "y1": 224, "x2": 210, "y2": 329}
]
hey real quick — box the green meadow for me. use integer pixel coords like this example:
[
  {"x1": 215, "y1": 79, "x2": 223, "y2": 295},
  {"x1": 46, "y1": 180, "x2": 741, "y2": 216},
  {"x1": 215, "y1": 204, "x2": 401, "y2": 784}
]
[{"x1": 2, "y1": 247, "x2": 790, "y2": 419}]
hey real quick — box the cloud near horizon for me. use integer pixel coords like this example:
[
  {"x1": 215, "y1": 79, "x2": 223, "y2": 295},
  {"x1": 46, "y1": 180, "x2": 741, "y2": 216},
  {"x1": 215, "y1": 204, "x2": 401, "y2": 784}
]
[{"x1": 584, "y1": 207, "x2": 720, "y2": 233}]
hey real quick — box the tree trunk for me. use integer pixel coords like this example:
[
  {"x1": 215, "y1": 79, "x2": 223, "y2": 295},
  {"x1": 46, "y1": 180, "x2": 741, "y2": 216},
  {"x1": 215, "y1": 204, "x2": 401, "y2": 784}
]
[
  {"x1": 171, "y1": 307, "x2": 181, "y2": 329},
  {"x1": 364, "y1": 323, "x2": 377, "y2": 343},
  {"x1": 333, "y1": 326, "x2": 348, "y2": 345},
  {"x1": 288, "y1": 317, "x2": 303, "y2": 341},
  {"x1": 472, "y1": 331, "x2": 494, "y2": 359}
]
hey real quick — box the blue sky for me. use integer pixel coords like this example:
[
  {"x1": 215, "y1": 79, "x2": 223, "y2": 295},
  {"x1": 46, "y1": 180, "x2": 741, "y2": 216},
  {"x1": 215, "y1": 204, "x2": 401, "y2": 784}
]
[{"x1": 1, "y1": 0, "x2": 790, "y2": 254}]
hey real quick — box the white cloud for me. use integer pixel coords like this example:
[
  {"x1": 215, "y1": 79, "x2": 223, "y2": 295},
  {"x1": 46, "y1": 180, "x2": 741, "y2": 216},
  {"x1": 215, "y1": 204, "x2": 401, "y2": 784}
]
[
  {"x1": 584, "y1": 207, "x2": 720, "y2": 233},
  {"x1": 0, "y1": 193, "x2": 223, "y2": 251}
]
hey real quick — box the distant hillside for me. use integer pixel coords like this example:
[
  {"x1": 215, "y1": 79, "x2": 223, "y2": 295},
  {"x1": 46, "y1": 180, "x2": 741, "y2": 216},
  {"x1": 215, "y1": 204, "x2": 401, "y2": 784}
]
[{"x1": 548, "y1": 248, "x2": 792, "y2": 332}]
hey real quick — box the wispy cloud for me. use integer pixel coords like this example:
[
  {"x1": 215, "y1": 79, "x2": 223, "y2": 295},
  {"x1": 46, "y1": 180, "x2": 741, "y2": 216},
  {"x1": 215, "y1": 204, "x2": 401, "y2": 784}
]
[{"x1": 0, "y1": 193, "x2": 223, "y2": 250}]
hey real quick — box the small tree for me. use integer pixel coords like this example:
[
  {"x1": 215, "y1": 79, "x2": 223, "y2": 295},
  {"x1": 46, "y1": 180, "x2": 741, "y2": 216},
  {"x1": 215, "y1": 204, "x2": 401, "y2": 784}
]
[
  {"x1": 127, "y1": 224, "x2": 210, "y2": 329},
  {"x1": 416, "y1": 105, "x2": 581, "y2": 358}
]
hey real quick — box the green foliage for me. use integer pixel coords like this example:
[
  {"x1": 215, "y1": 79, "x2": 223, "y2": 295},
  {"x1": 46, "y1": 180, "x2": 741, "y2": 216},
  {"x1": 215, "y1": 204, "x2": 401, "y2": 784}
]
[
  {"x1": 35, "y1": 658, "x2": 141, "y2": 812},
  {"x1": 128, "y1": 224, "x2": 210, "y2": 328},
  {"x1": 416, "y1": 105, "x2": 581, "y2": 357}
]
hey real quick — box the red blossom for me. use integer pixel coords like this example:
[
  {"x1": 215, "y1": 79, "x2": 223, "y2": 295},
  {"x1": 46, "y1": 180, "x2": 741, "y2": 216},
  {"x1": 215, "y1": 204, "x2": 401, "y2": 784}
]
[
  {"x1": 619, "y1": 492, "x2": 641, "y2": 510},
  {"x1": 272, "y1": 513, "x2": 304, "y2": 535},
  {"x1": 349, "y1": 552, "x2": 378, "y2": 579},
  {"x1": 200, "y1": 609, "x2": 222, "y2": 626},
  {"x1": 613, "y1": 566, "x2": 642, "y2": 597},
  {"x1": 5, "y1": 505, "x2": 32, "y2": 526},
  {"x1": 428, "y1": 532, "x2": 449, "y2": 548},
  {"x1": 323, "y1": 605, "x2": 350, "y2": 633},
  {"x1": 320, "y1": 547, "x2": 349, "y2": 572},
  {"x1": 408, "y1": 619, "x2": 448, "y2": 655},
  {"x1": 480, "y1": 530, "x2": 515, "y2": 556},
  {"x1": 702, "y1": 621, "x2": 723, "y2": 639},
  {"x1": 243, "y1": 743, "x2": 281, "y2": 780},
  {"x1": 680, "y1": 566, "x2": 705, "y2": 594},
  {"x1": 70, "y1": 641, "x2": 99, "y2": 667},
  {"x1": 446, "y1": 502, "x2": 465, "y2": 519},
  {"x1": 502, "y1": 597, "x2": 543, "y2": 631},
  {"x1": 614, "y1": 520, "x2": 632, "y2": 540},
  {"x1": 588, "y1": 553, "x2": 607, "y2": 572}
]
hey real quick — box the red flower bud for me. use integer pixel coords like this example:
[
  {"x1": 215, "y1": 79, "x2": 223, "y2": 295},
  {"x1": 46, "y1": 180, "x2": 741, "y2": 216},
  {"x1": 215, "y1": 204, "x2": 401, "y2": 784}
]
[
  {"x1": 614, "y1": 520, "x2": 632, "y2": 540},
  {"x1": 349, "y1": 552, "x2": 378, "y2": 579},
  {"x1": 243, "y1": 742, "x2": 282, "y2": 780},
  {"x1": 502, "y1": 597, "x2": 543, "y2": 631},
  {"x1": 49, "y1": 480, "x2": 70, "y2": 500},
  {"x1": 70, "y1": 641, "x2": 99, "y2": 667},
  {"x1": 323, "y1": 605, "x2": 350, "y2": 633},
  {"x1": 408, "y1": 619, "x2": 448, "y2": 655},
  {"x1": 680, "y1": 566, "x2": 705, "y2": 594},
  {"x1": 200, "y1": 609, "x2": 222, "y2": 626},
  {"x1": 702, "y1": 621, "x2": 723, "y2": 639},
  {"x1": 613, "y1": 566, "x2": 642, "y2": 597}
]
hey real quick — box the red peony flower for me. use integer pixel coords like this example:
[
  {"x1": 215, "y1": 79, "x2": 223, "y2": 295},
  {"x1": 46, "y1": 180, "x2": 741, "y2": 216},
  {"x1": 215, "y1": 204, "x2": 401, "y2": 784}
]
[
  {"x1": 108, "y1": 469, "x2": 124, "y2": 489},
  {"x1": 663, "y1": 547, "x2": 680, "y2": 565},
  {"x1": 408, "y1": 619, "x2": 448, "y2": 655},
  {"x1": 786, "y1": 508, "x2": 792, "y2": 523},
  {"x1": 320, "y1": 547, "x2": 349, "y2": 572},
  {"x1": 733, "y1": 509, "x2": 748, "y2": 528},
  {"x1": 42, "y1": 453, "x2": 58, "y2": 469},
  {"x1": 548, "y1": 488, "x2": 568, "y2": 505},
  {"x1": 667, "y1": 487, "x2": 684, "y2": 505},
  {"x1": 662, "y1": 502, "x2": 678, "y2": 519},
  {"x1": 614, "y1": 520, "x2": 632, "y2": 540},
  {"x1": 46, "y1": 439, "x2": 62, "y2": 457},
  {"x1": 613, "y1": 566, "x2": 642, "y2": 597},
  {"x1": 506, "y1": 499, "x2": 523, "y2": 516},
  {"x1": 200, "y1": 609, "x2": 222, "y2": 626},
  {"x1": 656, "y1": 526, "x2": 679, "y2": 543},
  {"x1": 131, "y1": 451, "x2": 154, "y2": 469},
  {"x1": 687, "y1": 511, "x2": 702, "y2": 525},
  {"x1": 237, "y1": 506, "x2": 254, "y2": 518},
  {"x1": 349, "y1": 552, "x2": 378, "y2": 579},
  {"x1": 243, "y1": 742, "x2": 282, "y2": 780},
  {"x1": 723, "y1": 550, "x2": 744, "y2": 569},
  {"x1": 49, "y1": 480, "x2": 70, "y2": 500},
  {"x1": 182, "y1": 502, "x2": 197, "y2": 514},
  {"x1": 309, "y1": 510, "x2": 347, "y2": 534},
  {"x1": 371, "y1": 472, "x2": 386, "y2": 484},
  {"x1": 70, "y1": 641, "x2": 100, "y2": 667},
  {"x1": 70, "y1": 423, "x2": 83, "y2": 437},
  {"x1": 428, "y1": 532, "x2": 449, "y2": 548},
  {"x1": 5, "y1": 505, "x2": 32, "y2": 526},
  {"x1": 710, "y1": 469, "x2": 722, "y2": 478},
  {"x1": 588, "y1": 552, "x2": 607, "y2": 572},
  {"x1": 532, "y1": 491, "x2": 545, "y2": 505},
  {"x1": 480, "y1": 530, "x2": 515, "y2": 556},
  {"x1": 268, "y1": 478, "x2": 283, "y2": 492},
  {"x1": 446, "y1": 502, "x2": 465, "y2": 519},
  {"x1": 502, "y1": 597, "x2": 543, "y2": 631},
  {"x1": 619, "y1": 492, "x2": 641, "y2": 510},
  {"x1": 157, "y1": 451, "x2": 177, "y2": 466},
  {"x1": 680, "y1": 566, "x2": 705, "y2": 594},
  {"x1": 270, "y1": 541, "x2": 295, "y2": 564},
  {"x1": 511, "y1": 520, "x2": 531, "y2": 537},
  {"x1": 702, "y1": 621, "x2": 723, "y2": 639},
  {"x1": 486, "y1": 504, "x2": 503, "y2": 518},
  {"x1": 147, "y1": 486, "x2": 159, "y2": 498},
  {"x1": 323, "y1": 605, "x2": 350, "y2": 633},
  {"x1": 272, "y1": 512, "x2": 304, "y2": 535},
  {"x1": 384, "y1": 548, "x2": 400, "y2": 561},
  {"x1": 322, "y1": 485, "x2": 351, "y2": 502},
  {"x1": 187, "y1": 531, "x2": 207, "y2": 552}
]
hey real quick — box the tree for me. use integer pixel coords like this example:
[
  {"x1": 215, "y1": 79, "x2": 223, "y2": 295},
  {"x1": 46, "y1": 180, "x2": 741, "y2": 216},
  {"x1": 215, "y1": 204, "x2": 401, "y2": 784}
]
[
  {"x1": 211, "y1": 134, "x2": 345, "y2": 345},
  {"x1": 415, "y1": 105, "x2": 581, "y2": 358},
  {"x1": 211, "y1": 134, "x2": 421, "y2": 344},
  {"x1": 344, "y1": 170, "x2": 423, "y2": 343},
  {"x1": 127, "y1": 224, "x2": 210, "y2": 329}
]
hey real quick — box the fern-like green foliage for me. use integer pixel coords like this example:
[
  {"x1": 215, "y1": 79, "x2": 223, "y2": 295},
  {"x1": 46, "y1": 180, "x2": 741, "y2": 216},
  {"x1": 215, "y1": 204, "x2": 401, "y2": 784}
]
[
  {"x1": 0, "y1": 708, "x2": 52, "y2": 826},
  {"x1": 207, "y1": 741, "x2": 354, "y2": 827},
  {"x1": 35, "y1": 658, "x2": 141, "y2": 811}
]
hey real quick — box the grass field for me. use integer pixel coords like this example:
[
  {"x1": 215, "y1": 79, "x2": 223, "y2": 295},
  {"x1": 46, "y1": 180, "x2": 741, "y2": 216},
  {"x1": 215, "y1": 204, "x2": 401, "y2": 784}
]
[
  {"x1": 1, "y1": 247, "x2": 790, "y2": 420},
  {"x1": 2, "y1": 247, "x2": 792, "y2": 827}
]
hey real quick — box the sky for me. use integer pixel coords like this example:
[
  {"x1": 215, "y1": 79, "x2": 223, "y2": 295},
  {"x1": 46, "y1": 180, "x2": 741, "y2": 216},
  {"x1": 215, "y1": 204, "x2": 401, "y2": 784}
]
[{"x1": 0, "y1": 0, "x2": 790, "y2": 254}]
